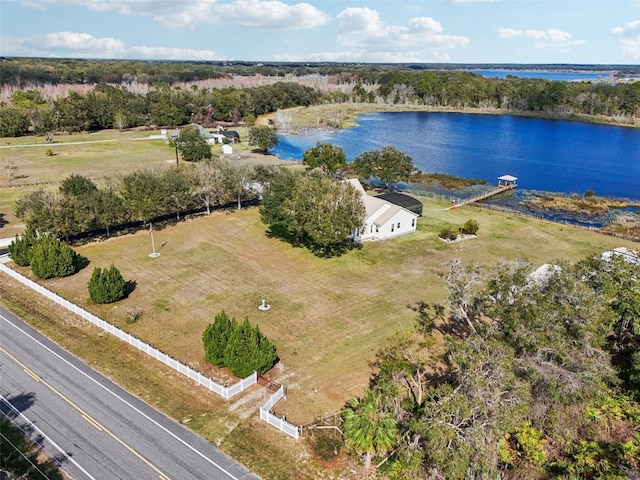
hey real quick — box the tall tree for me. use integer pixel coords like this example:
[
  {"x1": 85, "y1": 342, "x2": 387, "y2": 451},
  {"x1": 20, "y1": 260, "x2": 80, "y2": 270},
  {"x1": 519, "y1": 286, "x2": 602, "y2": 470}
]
[
  {"x1": 259, "y1": 167, "x2": 297, "y2": 237},
  {"x1": 221, "y1": 160, "x2": 255, "y2": 211},
  {"x1": 302, "y1": 142, "x2": 347, "y2": 174},
  {"x1": 284, "y1": 175, "x2": 365, "y2": 256},
  {"x1": 193, "y1": 158, "x2": 229, "y2": 215},
  {"x1": 175, "y1": 125, "x2": 213, "y2": 162},
  {"x1": 248, "y1": 125, "x2": 279, "y2": 154},
  {"x1": 353, "y1": 146, "x2": 415, "y2": 188}
]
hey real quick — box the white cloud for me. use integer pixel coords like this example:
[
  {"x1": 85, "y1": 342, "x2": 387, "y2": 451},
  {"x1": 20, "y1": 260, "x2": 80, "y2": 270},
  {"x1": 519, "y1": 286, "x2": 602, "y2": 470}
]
[
  {"x1": 0, "y1": 31, "x2": 219, "y2": 60},
  {"x1": 497, "y1": 27, "x2": 583, "y2": 51},
  {"x1": 334, "y1": 7, "x2": 468, "y2": 61},
  {"x1": 128, "y1": 47, "x2": 217, "y2": 60},
  {"x1": 20, "y1": 0, "x2": 329, "y2": 29},
  {"x1": 612, "y1": 20, "x2": 640, "y2": 59}
]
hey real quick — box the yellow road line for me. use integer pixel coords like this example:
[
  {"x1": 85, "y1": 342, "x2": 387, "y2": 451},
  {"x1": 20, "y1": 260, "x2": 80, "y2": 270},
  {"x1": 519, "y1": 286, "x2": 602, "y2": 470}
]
[
  {"x1": 1, "y1": 346, "x2": 171, "y2": 480},
  {"x1": 23, "y1": 367, "x2": 41, "y2": 383},
  {"x1": 82, "y1": 414, "x2": 104, "y2": 431}
]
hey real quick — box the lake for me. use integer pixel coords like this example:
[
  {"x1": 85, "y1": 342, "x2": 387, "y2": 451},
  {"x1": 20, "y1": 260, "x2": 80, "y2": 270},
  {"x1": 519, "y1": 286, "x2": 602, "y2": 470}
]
[
  {"x1": 272, "y1": 112, "x2": 640, "y2": 201},
  {"x1": 467, "y1": 69, "x2": 610, "y2": 82}
]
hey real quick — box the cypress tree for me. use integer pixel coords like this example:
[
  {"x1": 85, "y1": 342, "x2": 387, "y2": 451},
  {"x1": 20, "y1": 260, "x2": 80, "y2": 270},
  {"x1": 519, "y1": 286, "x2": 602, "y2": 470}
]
[
  {"x1": 88, "y1": 264, "x2": 125, "y2": 304},
  {"x1": 202, "y1": 310, "x2": 235, "y2": 367},
  {"x1": 7, "y1": 226, "x2": 37, "y2": 266},
  {"x1": 30, "y1": 234, "x2": 78, "y2": 279}
]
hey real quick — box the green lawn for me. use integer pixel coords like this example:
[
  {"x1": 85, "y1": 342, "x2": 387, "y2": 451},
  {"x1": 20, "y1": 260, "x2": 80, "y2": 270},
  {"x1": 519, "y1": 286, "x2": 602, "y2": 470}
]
[{"x1": 21, "y1": 199, "x2": 638, "y2": 423}]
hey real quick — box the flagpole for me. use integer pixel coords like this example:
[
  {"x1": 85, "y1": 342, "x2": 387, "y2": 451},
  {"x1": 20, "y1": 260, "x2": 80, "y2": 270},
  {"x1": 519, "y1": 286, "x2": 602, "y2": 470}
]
[{"x1": 149, "y1": 223, "x2": 160, "y2": 257}]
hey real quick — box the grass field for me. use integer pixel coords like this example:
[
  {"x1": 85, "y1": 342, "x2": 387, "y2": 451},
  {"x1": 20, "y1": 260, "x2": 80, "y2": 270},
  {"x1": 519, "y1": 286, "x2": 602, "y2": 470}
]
[
  {"x1": 10, "y1": 198, "x2": 639, "y2": 424},
  {"x1": 1, "y1": 126, "x2": 639, "y2": 479}
]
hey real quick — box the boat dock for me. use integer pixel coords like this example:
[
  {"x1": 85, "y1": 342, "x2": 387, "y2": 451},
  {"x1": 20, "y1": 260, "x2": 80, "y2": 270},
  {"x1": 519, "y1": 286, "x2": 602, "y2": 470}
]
[{"x1": 449, "y1": 175, "x2": 517, "y2": 209}]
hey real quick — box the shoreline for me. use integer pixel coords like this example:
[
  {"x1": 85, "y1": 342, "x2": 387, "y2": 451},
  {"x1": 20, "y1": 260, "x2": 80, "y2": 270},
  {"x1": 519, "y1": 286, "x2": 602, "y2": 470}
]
[{"x1": 270, "y1": 102, "x2": 639, "y2": 132}]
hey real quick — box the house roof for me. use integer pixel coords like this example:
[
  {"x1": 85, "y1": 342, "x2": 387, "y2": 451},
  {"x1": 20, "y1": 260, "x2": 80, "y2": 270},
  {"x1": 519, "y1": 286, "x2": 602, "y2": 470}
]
[
  {"x1": 376, "y1": 192, "x2": 423, "y2": 214},
  {"x1": 344, "y1": 178, "x2": 418, "y2": 225},
  {"x1": 498, "y1": 175, "x2": 518, "y2": 182}
]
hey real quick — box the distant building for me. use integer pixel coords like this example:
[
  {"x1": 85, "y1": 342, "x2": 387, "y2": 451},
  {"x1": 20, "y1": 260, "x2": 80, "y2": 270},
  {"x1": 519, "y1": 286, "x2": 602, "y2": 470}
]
[{"x1": 222, "y1": 144, "x2": 233, "y2": 155}]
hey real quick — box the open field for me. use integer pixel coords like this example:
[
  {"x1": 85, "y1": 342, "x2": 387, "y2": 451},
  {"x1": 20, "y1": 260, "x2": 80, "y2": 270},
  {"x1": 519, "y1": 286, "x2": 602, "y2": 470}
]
[
  {"x1": 7, "y1": 199, "x2": 639, "y2": 424},
  {"x1": 0, "y1": 128, "x2": 290, "y2": 238}
]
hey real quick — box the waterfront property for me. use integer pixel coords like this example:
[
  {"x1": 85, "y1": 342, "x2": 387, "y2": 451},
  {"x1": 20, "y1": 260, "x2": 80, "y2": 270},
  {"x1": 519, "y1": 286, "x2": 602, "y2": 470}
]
[{"x1": 346, "y1": 178, "x2": 419, "y2": 241}]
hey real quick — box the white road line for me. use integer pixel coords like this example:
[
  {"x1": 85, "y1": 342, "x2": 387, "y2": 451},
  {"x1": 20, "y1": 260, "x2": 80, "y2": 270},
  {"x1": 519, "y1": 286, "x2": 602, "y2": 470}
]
[
  {"x1": 0, "y1": 312, "x2": 243, "y2": 480},
  {"x1": 1, "y1": 394, "x2": 98, "y2": 480}
]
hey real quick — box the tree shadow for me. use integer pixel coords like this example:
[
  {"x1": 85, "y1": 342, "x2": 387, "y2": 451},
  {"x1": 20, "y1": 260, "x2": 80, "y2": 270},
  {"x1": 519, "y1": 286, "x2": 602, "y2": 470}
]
[
  {"x1": 75, "y1": 254, "x2": 90, "y2": 271},
  {"x1": 124, "y1": 280, "x2": 137, "y2": 298},
  {"x1": 408, "y1": 301, "x2": 473, "y2": 339},
  {"x1": 0, "y1": 212, "x2": 7, "y2": 229},
  {"x1": 0, "y1": 392, "x2": 37, "y2": 418}
]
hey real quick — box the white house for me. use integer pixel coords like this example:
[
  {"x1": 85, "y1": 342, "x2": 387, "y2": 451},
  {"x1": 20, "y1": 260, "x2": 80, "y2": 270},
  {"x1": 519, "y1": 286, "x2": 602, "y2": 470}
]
[{"x1": 345, "y1": 179, "x2": 419, "y2": 241}]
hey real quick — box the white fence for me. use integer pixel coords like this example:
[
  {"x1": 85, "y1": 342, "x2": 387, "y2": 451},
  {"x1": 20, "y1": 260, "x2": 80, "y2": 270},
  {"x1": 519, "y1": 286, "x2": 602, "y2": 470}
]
[
  {"x1": 0, "y1": 264, "x2": 256, "y2": 399},
  {"x1": 259, "y1": 386, "x2": 300, "y2": 439}
]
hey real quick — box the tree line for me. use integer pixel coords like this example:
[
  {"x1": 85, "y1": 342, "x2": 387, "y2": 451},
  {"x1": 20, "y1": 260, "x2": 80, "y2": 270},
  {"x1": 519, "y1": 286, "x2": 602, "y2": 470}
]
[
  {"x1": 337, "y1": 256, "x2": 640, "y2": 479},
  {"x1": 15, "y1": 161, "x2": 260, "y2": 240},
  {"x1": 2, "y1": 61, "x2": 638, "y2": 137}
]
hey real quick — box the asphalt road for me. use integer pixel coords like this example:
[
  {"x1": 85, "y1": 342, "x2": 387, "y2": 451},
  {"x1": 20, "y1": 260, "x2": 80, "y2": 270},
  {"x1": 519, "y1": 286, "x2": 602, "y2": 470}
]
[{"x1": 0, "y1": 306, "x2": 261, "y2": 480}]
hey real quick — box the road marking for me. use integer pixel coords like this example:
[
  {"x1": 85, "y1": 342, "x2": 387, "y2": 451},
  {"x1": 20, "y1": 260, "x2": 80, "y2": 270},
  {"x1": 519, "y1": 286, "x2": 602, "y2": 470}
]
[
  {"x1": 23, "y1": 367, "x2": 41, "y2": 383},
  {"x1": 82, "y1": 414, "x2": 103, "y2": 431},
  {"x1": 1, "y1": 394, "x2": 98, "y2": 480},
  {"x1": 0, "y1": 346, "x2": 172, "y2": 480},
  {"x1": 0, "y1": 311, "x2": 246, "y2": 480}
]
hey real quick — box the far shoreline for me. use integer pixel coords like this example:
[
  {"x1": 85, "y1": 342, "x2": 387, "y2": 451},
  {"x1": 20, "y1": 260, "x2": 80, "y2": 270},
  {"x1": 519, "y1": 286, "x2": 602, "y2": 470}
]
[{"x1": 264, "y1": 102, "x2": 639, "y2": 132}]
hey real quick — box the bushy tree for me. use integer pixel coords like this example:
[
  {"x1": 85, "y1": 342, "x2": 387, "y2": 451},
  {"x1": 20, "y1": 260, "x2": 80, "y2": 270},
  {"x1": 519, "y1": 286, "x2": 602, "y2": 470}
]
[
  {"x1": 353, "y1": 146, "x2": 415, "y2": 188},
  {"x1": 8, "y1": 226, "x2": 37, "y2": 266},
  {"x1": 88, "y1": 264, "x2": 126, "y2": 304},
  {"x1": 259, "y1": 167, "x2": 297, "y2": 237},
  {"x1": 29, "y1": 234, "x2": 78, "y2": 279},
  {"x1": 302, "y1": 142, "x2": 346, "y2": 174},
  {"x1": 175, "y1": 125, "x2": 212, "y2": 162},
  {"x1": 248, "y1": 125, "x2": 279, "y2": 154},
  {"x1": 284, "y1": 174, "x2": 365, "y2": 256}
]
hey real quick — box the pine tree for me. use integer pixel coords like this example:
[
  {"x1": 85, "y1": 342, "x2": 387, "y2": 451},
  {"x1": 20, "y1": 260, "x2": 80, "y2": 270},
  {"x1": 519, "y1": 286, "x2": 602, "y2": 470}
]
[
  {"x1": 202, "y1": 310, "x2": 235, "y2": 367},
  {"x1": 88, "y1": 264, "x2": 125, "y2": 304},
  {"x1": 29, "y1": 234, "x2": 78, "y2": 279},
  {"x1": 8, "y1": 226, "x2": 37, "y2": 266}
]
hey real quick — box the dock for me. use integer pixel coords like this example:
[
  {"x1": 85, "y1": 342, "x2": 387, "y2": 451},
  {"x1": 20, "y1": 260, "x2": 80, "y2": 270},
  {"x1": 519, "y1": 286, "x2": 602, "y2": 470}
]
[{"x1": 449, "y1": 174, "x2": 517, "y2": 210}]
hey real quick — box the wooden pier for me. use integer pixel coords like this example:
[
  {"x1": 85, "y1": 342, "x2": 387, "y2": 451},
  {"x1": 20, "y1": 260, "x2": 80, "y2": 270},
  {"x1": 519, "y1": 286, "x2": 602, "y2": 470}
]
[{"x1": 449, "y1": 175, "x2": 517, "y2": 209}]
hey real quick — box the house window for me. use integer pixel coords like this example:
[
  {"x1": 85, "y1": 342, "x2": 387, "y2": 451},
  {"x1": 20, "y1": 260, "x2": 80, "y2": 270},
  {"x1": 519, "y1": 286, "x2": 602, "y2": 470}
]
[
  {"x1": 397, "y1": 222, "x2": 401, "y2": 229},
  {"x1": 371, "y1": 224, "x2": 374, "y2": 233},
  {"x1": 412, "y1": 218, "x2": 415, "y2": 227},
  {"x1": 391, "y1": 224, "x2": 395, "y2": 232}
]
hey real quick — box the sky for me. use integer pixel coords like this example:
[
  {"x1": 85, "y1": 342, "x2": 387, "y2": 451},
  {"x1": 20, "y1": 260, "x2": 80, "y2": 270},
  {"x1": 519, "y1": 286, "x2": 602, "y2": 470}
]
[{"x1": 1, "y1": 0, "x2": 639, "y2": 64}]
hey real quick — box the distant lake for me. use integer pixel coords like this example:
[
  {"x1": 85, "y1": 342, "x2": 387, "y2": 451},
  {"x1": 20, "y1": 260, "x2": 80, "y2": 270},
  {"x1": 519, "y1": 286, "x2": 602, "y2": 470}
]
[
  {"x1": 468, "y1": 69, "x2": 610, "y2": 82},
  {"x1": 272, "y1": 112, "x2": 640, "y2": 201}
]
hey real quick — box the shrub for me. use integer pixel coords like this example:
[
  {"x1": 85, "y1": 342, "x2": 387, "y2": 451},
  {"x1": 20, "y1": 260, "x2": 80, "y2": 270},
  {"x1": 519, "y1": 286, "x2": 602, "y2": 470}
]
[
  {"x1": 203, "y1": 311, "x2": 279, "y2": 378},
  {"x1": 311, "y1": 434, "x2": 343, "y2": 461},
  {"x1": 439, "y1": 226, "x2": 458, "y2": 241},
  {"x1": 8, "y1": 227, "x2": 37, "y2": 266},
  {"x1": 461, "y1": 219, "x2": 480, "y2": 235},
  {"x1": 88, "y1": 264, "x2": 126, "y2": 304},
  {"x1": 45, "y1": 148, "x2": 54, "y2": 156},
  {"x1": 29, "y1": 234, "x2": 78, "y2": 279}
]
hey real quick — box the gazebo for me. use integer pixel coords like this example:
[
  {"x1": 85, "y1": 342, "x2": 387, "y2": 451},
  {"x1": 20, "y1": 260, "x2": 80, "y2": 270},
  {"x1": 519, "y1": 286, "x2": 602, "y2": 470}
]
[{"x1": 498, "y1": 175, "x2": 518, "y2": 187}]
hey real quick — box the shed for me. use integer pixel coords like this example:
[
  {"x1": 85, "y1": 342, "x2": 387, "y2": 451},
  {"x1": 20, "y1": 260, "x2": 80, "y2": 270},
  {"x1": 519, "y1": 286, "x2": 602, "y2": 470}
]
[
  {"x1": 222, "y1": 144, "x2": 233, "y2": 155},
  {"x1": 375, "y1": 192, "x2": 423, "y2": 217}
]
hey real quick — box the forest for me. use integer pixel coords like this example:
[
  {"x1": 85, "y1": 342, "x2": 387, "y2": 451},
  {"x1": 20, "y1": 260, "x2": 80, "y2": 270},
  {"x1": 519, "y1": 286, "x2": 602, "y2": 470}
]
[{"x1": 1, "y1": 58, "x2": 639, "y2": 137}]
